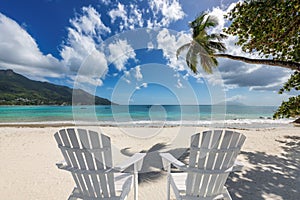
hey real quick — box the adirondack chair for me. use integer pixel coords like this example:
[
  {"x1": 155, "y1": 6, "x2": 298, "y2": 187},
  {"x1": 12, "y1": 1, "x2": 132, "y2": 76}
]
[
  {"x1": 160, "y1": 130, "x2": 246, "y2": 200},
  {"x1": 54, "y1": 128, "x2": 145, "y2": 200}
]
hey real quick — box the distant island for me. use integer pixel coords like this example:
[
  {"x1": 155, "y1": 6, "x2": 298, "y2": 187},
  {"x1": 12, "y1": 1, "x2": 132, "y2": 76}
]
[
  {"x1": 0, "y1": 69, "x2": 113, "y2": 105},
  {"x1": 214, "y1": 100, "x2": 246, "y2": 106}
]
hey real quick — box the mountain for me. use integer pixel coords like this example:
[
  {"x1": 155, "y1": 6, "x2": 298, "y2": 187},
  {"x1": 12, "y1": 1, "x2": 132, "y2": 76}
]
[
  {"x1": 0, "y1": 69, "x2": 113, "y2": 105},
  {"x1": 214, "y1": 100, "x2": 246, "y2": 106}
]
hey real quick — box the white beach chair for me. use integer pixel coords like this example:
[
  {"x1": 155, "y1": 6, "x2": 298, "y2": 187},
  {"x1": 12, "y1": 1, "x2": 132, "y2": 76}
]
[
  {"x1": 54, "y1": 128, "x2": 145, "y2": 200},
  {"x1": 160, "y1": 130, "x2": 246, "y2": 200}
]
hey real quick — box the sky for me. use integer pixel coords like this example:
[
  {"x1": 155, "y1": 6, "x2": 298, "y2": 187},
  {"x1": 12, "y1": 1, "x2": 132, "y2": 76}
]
[{"x1": 0, "y1": 0, "x2": 294, "y2": 106}]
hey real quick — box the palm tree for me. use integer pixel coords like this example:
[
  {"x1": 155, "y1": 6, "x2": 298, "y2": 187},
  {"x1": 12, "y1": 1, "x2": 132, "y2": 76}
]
[
  {"x1": 177, "y1": 13, "x2": 227, "y2": 74},
  {"x1": 177, "y1": 13, "x2": 300, "y2": 73}
]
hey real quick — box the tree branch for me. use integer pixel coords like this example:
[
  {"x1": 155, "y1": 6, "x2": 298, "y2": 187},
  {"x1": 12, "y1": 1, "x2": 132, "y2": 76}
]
[{"x1": 214, "y1": 54, "x2": 300, "y2": 71}]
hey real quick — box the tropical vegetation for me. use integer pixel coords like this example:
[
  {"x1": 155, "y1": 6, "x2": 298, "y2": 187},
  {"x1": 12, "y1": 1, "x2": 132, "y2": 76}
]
[
  {"x1": 0, "y1": 69, "x2": 112, "y2": 105},
  {"x1": 177, "y1": 0, "x2": 300, "y2": 119}
]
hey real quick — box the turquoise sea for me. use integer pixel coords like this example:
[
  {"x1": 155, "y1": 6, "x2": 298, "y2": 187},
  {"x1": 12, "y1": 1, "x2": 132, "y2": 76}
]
[{"x1": 0, "y1": 105, "x2": 292, "y2": 128}]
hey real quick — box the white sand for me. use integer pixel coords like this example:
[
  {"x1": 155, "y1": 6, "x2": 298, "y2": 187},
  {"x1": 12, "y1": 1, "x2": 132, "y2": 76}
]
[{"x1": 0, "y1": 126, "x2": 299, "y2": 200}]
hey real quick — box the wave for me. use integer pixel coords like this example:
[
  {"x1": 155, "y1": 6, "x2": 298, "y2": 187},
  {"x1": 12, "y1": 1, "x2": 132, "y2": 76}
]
[{"x1": 0, "y1": 118, "x2": 294, "y2": 128}]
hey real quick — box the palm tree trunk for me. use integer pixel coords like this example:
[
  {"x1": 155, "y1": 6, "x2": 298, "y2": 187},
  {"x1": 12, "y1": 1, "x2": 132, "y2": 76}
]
[{"x1": 214, "y1": 53, "x2": 300, "y2": 71}]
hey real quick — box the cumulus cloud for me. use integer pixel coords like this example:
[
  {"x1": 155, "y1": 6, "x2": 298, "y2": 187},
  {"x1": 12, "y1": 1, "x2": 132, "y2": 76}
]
[
  {"x1": 60, "y1": 6, "x2": 110, "y2": 71},
  {"x1": 108, "y1": 3, "x2": 127, "y2": 24},
  {"x1": 148, "y1": 0, "x2": 185, "y2": 27},
  {"x1": 107, "y1": 0, "x2": 185, "y2": 30},
  {"x1": 108, "y1": 3, "x2": 144, "y2": 31},
  {"x1": 156, "y1": 28, "x2": 190, "y2": 71},
  {"x1": 0, "y1": 13, "x2": 64, "y2": 79},
  {"x1": 60, "y1": 6, "x2": 110, "y2": 87},
  {"x1": 123, "y1": 65, "x2": 144, "y2": 84},
  {"x1": 108, "y1": 39, "x2": 136, "y2": 71}
]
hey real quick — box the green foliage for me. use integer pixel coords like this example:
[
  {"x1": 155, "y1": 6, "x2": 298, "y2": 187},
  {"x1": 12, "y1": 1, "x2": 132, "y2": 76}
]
[
  {"x1": 225, "y1": 0, "x2": 300, "y2": 63},
  {"x1": 273, "y1": 96, "x2": 300, "y2": 119},
  {"x1": 225, "y1": 0, "x2": 300, "y2": 119},
  {"x1": 279, "y1": 71, "x2": 300, "y2": 94},
  {"x1": 0, "y1": 69, "x2": 112, "y2": 105},
  {"x1": 274, "y1": 71, "x2": 300, "y2": 119},
  {"x1": 177, "y1": 13, "x2": 227, "y2": 74}
]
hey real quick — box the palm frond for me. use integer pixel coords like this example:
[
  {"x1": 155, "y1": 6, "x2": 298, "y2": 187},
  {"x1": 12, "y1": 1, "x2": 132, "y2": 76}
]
[
  {"x1": 208, "y1": 33, "x2": 228, "y2": 41},
  {"x1": 176, "y1": 43, "x2": 191, "y2": 58},
  {"x1": 186, "y1": 47, "x2": 198, "y2": 73},
  {"x1": 177, "y1": 12, "x2": 226, "y2": 74},
  {"x1": 204, "y1": 15, "x2": 218, "y2": 28},
  {"x1": 208, "y1": 41, "x2": 227, "y2": 52},
  {"x1": 189, "y1": 13, "x2": 207, "y2": 28}
]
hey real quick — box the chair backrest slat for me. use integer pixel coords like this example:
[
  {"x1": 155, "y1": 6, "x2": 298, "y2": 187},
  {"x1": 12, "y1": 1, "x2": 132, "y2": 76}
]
[
  {"x1": 67, "y1": 129, "x2": 96, "y2": 198},
  {"x1": 56, "y1": 128, "x2": 117, "y2": 199},
  {"x1": 59, "y1": 129, "x2": 89, "y2": 196},
  {"x1": 211, "y1": 130, "x2": 232, "y2": 195},
  {"x1": 89, "y1": 131, "x2": 110, "y2": 198},
  {"x1": 78, "y1": 129, "x2": 102, "y2": 198},
  {"x1": 186, "y1": 133, "x2": 200, "y2": 195},
  {"x1": 55, "y1": 131, "x2": 83, "y2": 194},
  {"x1": 186, "y1": 130, "x2": 245, "y2": 198},
  {"x1": 202, "y1": 130, "x2": 223, "y2": 197},
  {"x1": 101, "y1": 134, "x2": 116, "y2": 197}
]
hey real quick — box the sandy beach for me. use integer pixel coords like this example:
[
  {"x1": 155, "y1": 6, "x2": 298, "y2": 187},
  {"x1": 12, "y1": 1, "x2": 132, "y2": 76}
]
[{"x1": 0, "y1": 125, "x2": 299, "y2": 200}]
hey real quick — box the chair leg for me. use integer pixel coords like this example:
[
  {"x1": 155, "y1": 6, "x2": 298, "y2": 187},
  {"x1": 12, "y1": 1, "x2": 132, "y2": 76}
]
[
  {"x1": 222, "y1": 187, "x2": 232, "y2": 200},
  {"x1": 68, "y1": 188, "x2": 81, "y2": 200},
  {"x1": 166, "y1": 165, "x2": 171, "y2": 200},
  {"x1": 134, "y1": 164, "x2": 138, "y2": 200}
]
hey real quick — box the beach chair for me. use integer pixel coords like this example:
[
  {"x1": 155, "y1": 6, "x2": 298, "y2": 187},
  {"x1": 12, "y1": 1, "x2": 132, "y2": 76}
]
[
  {"x1": 160, "y1": 130, "x2": 246, "y2": 200},
  {"x1": 54, "y1": 128, "x2": 145, "y2": 200}
]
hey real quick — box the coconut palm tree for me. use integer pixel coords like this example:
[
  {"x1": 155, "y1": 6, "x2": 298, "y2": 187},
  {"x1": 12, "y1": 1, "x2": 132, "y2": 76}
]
[
  {"x1": 177, "y1": 13, "x2": 300, "y2": 73},
  {"x1": 176, "y1": 13, "x2": 227, "y2": 74}
]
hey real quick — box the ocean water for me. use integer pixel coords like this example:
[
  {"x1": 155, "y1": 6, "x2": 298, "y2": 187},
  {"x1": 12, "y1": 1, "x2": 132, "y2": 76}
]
[{"x1": 0, "y1": 105, "x2": 293, "y2": 128}]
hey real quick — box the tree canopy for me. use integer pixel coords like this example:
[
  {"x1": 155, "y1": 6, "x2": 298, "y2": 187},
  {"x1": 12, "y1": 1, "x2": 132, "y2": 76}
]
[
  {"x1": 225, "y1": 0, "x2": 300, "y2": 64},
  {"x1": 224, "y1": 0, "x2": 300, "y2": 119}
]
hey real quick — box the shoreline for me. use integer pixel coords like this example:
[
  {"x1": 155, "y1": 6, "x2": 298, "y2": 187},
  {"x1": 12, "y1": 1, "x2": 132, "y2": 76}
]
[{"x1": 0, "y1": 118, "x2": 295, "y2": 129}]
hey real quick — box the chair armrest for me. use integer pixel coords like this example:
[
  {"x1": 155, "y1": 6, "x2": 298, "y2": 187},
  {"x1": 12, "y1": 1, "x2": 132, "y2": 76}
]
[
  {"x1": 114, "y1": 153, "x2": 146, "y2": 172},
  {"x1": 232, "y1": 160, "x2": 244, "y2": 172},
  {"x1": 160, "y1": 153, "x2": 186, "y2": 171},
  {"x1": 56, "y1": 160, "x2": 68, "y2": 170}
]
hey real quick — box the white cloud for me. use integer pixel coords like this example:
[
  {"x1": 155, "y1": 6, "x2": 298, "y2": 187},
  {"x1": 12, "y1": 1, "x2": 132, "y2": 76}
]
[
  {"x1": 123, "y1": 65, "x2": 143, "y2": 84},
  {"x1": 136, "y1": 82, "x2": 148, "y2": 90},
  {"x1": 134, "y1": 65, "x2": 143, "y2": 80},
  {"x1": 156, "y1": 29, "x2": 191, "y2": 71},
  {"x1": 108, "y1": 3, "x2": 144, "y2": 31},
  {"x1": 108, "y1": 39, "x2": 136, "y2": 71},
  {"x1": 149, "y1": 0, "x2": 185, "y2": 27},
  {"x1": 70, "y1": 6, "x2": 110, "y2": 37},
  {"x1": 100, "y1": 0, "x2": 111, "y2": 6},
  {"x1": 0, "y1": 13, "x2": 64, "y2": 79},
  {"x1": 108, "y1": 3, "x2": 127, "y2": 24},
  {"x1": 226, "y1": 95, "x2": 245, "y2": 102},
  {"x1": 60, "y1": 6, "x2": 110, "y2": 86},
  {"x1": 106, "y1": 0, "x2": 184, "y2": 31},
  {"x1": 128, "y1": 3, "x2": 144, "y2": 28},
  {"x1": 176, "y1": 78, "x2": 183, "y2": 88}
]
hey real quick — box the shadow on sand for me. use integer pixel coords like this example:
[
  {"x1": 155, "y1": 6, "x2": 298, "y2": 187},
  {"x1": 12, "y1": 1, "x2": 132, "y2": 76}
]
[
  {"x1": 226, "y1": 135, "x2": 300, "y2": 200},
  {"x1": 121, "y1": 135, "x2": 299, "y2": 199},
  {"x1": 121, "y1": 143, "x2": 189, "y2": 183}
]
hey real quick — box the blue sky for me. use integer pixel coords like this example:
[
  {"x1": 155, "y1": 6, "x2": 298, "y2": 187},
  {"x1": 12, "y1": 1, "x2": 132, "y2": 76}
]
[{"x1": 0, "y1": 0, "x2": 293, "y2": 105}]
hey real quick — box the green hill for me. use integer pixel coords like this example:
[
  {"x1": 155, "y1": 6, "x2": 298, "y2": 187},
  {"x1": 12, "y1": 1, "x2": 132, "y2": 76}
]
[{"x1": 0, "y1": 69, "x2": 113, "y2": 105}]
